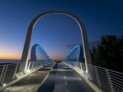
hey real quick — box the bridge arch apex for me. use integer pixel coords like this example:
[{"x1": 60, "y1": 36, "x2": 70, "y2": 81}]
[{"x1": 19, "y1": 11, "x2": 92, "y2": 73}]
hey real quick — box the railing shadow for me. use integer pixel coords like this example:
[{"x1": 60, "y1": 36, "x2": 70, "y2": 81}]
[{"x1": 37, "y1": 64, "x2": 57, "y2": 92}]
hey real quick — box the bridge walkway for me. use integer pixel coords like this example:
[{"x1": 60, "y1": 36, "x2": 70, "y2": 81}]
[
  {"x1": 38, "y1": 63, "x2": 94, "y2": 92},
  {"x1": 2, "y1": 64, "x2": 54, "y2": 92}
]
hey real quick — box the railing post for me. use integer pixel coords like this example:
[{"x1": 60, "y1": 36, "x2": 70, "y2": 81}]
[
  {"x1": 78, "y1": 62, "x2": 81, "y2": 69},
  {"x1": 27, "y1": 62, "x2": 29, "y2": 70},
  {"x1": 79, "y1": 62, "x2": 82, "y2": 70},
  {"x1": 12, "y1": 63, "x2": 19, "y2": 79},
  {"x1": 106, "y1": 69, "x2": 114, "y2": 92},
  {"x1": 32, "y1": 61, "x2": 34, "y2": 69},
  {"x1": 76, "y1": 61, "x2": 79, "y2": 68},
  {"x1": 28, "y1": 62, "x2": 31, "y2": 70},
  {"x1": 94, "y1": 66, "x2": 102, "y2": 87},
  {"x1": 1, "y1": 65, "x2": 8, "y2": 85},
  {"x1": 0, "y1": 65, "x2": 5, "y2": 84}
]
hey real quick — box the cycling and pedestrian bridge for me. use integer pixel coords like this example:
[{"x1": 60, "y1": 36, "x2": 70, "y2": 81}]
[{"x1": 0, "y1": 11, "x2": 122, "y2": 92}]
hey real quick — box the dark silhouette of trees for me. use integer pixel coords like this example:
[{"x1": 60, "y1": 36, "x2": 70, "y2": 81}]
[{"x1": 91, "y1": 35, "x2": 123, "y2": 72}]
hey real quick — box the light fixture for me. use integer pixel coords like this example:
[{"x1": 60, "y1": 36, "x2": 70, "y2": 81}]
[
  {"x1": 3, "y1": 83, "x2": 6, "y2": 86},
  {"x1": 26, "y1": 70, "x2": 30, "y2": 73}
]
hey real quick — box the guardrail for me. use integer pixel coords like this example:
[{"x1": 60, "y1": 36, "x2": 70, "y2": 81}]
[
  {"x1": 0, "y1": 63, "x2": 18, "y2": 87},
  {"x1": 64, "y1": 61, "x2": 123, "y2": 92},
  {"x1": 0, "y1": 60, "x2": 53, "y2": 87}
]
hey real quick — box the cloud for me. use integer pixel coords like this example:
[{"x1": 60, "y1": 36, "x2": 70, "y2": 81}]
[
  {"x1": 65, "y1": 43, "x2": 81, "y2": 49},
  {"x1": 65, "y1": 41, "x2": 100, "y2": 50}
]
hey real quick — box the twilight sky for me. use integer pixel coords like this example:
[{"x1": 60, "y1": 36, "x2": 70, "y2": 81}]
[{"x1": 0, "y1": 0, "x2": 123, "y2": 60}]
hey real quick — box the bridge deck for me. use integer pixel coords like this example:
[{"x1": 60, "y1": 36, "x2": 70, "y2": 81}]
[
  {"x1": 38, "y1": 63, "x2": 94, "y2": 92},
  {"x1": 2, "y1": 64, "x2": 54, "y2": 92}
]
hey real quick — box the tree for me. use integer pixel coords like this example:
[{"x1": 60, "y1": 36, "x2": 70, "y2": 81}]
[{"x1": 91, "y1": 35, "x2": 123, "y2": 72}]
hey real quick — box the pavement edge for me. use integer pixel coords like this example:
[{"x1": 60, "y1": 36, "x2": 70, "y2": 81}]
[{"x1": 63, "y1": 63, "x2": 106, "y2": 92}]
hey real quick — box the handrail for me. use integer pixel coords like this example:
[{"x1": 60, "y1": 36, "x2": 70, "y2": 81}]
[
  {"x1": 64, "y1": 60, "x2": 123, "y2": 92},
  {"x1": 0, "y1": 60, "x2": 53, "y2": 87}
]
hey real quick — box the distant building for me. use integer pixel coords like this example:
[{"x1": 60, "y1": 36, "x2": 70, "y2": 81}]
[
  {"x1": 31, "y1": 44, "x2": 51, "y2": 61},
  {"x1": 65, "y1": 45, "x2": 84, "y2": 62}
]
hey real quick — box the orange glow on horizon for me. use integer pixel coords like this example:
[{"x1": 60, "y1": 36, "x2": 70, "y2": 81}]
[
  {"x1": 0, "y1": 55, "x2": 31, "y2": 60},
  {"x1": 0, "y1": 55, "x2": 64, "y2": 61},
  {"x1": 0, "y1": 46, "x2": 22, "y2": 60},
  {"x1": 0, "y1": 48, "x2": 31, "y2": 60},
  {"x1": 0, "y1": 49, "x2": 64, "y2": 61},
  {"x1": 50, "y1": 55, "x2": 65, "y2": 61},
  {"x1": 0, "y1": 54, "x2": 21, "y2": 60}
]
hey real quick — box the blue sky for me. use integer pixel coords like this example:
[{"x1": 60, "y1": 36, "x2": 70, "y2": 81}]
[{"x1": 0, "y1": 0, "x2": 123, "y2": 60}]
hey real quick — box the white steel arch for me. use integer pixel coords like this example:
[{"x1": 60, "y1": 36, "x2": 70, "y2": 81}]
[{"x1": 19, "y1": 11, "x2": 92, "y2": 73}]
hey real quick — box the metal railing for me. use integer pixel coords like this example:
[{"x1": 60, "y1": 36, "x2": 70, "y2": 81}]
[
  {"x1": 0, "y1": 64, "x2": 18, "y2": 86},
  {"x1": 0, "y1": 60, "x2": 53, "y2": 87},
  {"x1": 64, "y1": 61, "x2": 123, "y2": 92}
]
